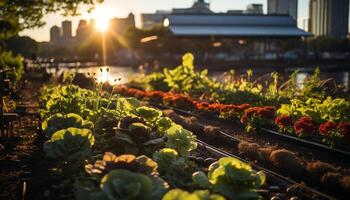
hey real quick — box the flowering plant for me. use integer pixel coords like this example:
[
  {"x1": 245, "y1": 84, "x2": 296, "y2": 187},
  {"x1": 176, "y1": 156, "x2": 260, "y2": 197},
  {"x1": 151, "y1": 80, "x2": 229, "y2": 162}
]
[
  {"x1": 319, "y1": 121, "x2": 350, "y2": 146},
  {"x1": 274, "y1": 115, "x2": 294, "y2": 134},
  {"x1": 240, "y1": 106, "x2": 275, "y2": 132},
  {"x1": 293, "y1": 117, "x2": 315, "y2": 137}
]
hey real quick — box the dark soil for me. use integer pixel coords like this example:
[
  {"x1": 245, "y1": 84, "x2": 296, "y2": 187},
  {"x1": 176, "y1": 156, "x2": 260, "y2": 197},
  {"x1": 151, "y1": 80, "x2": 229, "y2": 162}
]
[{"x1": 0, "y1": 76, "x2": 48, "y2": 200}]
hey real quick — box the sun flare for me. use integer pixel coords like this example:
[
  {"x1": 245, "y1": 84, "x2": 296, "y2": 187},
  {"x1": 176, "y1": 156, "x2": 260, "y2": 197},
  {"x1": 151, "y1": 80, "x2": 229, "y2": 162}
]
[
  {"x1": 91, "y1": 6, "x2": 113, "y2": 32},
  {"x1": 95, "y1": 18, "x2": 109, "y2": 32}
]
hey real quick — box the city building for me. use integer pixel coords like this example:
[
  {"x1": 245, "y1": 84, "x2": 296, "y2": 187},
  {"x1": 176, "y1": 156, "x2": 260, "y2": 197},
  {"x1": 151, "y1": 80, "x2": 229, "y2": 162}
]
[
  {"x1": 172, "y1": 0, "x2": 212, "y2": 14},
  {"x1": 76, "y1": 20, "x2": 89, "y2": 42},
  {"x1": 141, "y1": 11, "x2": 171, "y2": 29},
  {"x1": 268, "y1": 0, "x2": 298, "y2": 20},
  {"x1": 163, "y1": 14, "x2": 311, "y2": 38},
  {"x1": 245, "y1": 4, "x2": 263, "y2": 14},
  {"x1": 50, "y1": 25, "x2": 61, "y2": 44},
  {"x1": 309, "y1": 0, "x2": 349, "y2": 39},
  {"x1": 109, "y1": 13, "x2": 135, "y2": 35},
  {"x1": 62, "y1": 20, "x2": 72, "y2": 40},
  {"x1": 163, "y1": 14, "x2": 312, "y2": 59},
  {"x1": 141, "y1": 0, "x2": 213, "y2": 29}
]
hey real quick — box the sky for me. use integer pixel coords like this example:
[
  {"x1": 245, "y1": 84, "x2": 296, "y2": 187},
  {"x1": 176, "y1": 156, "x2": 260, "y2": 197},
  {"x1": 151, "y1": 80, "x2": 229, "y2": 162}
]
[{"x1": 21, "y1": 0, "x2": 310, "y2": 42}]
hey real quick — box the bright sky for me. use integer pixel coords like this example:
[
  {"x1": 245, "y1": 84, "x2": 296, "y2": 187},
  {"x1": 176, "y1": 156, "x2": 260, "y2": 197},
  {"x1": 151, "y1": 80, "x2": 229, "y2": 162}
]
[{"x1": 21, "y1": 0, "x2": 311, "y2": 42}]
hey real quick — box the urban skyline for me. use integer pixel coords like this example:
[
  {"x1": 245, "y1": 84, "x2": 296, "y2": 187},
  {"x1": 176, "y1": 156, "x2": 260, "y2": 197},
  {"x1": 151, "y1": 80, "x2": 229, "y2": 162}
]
[{"x1": 21, "y1": 0, "x2": 315, "y2": 41}]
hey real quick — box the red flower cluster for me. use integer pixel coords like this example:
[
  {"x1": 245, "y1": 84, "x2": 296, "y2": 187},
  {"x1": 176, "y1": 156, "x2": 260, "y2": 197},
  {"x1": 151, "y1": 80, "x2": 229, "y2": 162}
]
[
  {"x1": 338, "y1": 122, "x2": 350, "y2": 140},
  {"x1": 319, "y1": 121, "x2": 337, "y2": 137},
  {"x1": 319, "y1": 121, "x2": 350, "y2": 140},
  {"x1": 294, "y1": 117, "x2": 315, "y2": 136},
  {"x1": 114, "y1": 86, "x2": 147, "y2": 98},
  {"x1": 240, "y1": 106, "x2": 276, "y2": 123},
  {"x1": 163, "y1": 93, "x2": 196, "y2": 109},
  {"x1": 146, "y1": 91, "x2": 165, "y2": 102},
  {"x1": 275, "y1": 115, "x2": 293, "y2": 128},
  {"x1": 114, "y1": 86, "x2": 253, "y2": 120}
]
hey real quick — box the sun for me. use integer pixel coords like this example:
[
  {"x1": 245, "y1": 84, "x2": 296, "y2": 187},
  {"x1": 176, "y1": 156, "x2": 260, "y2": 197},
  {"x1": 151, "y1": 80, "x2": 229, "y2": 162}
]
[
  {"x1": 90, "y1": 6, "x2": 113, "y2": 32},
  {"x1": 95, "y1": 18, "x2": 109, "y2": 32}
]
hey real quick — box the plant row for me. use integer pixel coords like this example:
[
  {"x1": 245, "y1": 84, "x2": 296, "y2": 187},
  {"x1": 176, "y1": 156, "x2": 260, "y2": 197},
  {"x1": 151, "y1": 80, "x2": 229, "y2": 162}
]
[
  {"x1": 38, "y1": 83, "x2": 266, "y2": 200},
  {"x1": 114, "y1": 85, "x2": 350, "y2": 151}
]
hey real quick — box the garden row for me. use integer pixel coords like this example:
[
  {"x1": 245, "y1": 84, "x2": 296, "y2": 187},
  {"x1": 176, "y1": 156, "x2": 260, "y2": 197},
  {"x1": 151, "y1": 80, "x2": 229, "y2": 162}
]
[
  {"x1": 37, "y1": 83, "x2": 268, "y2": 200},
  {"x1": 113, "y1": 87, "x2": 350, "y2": 199},
  {"x1": 114, "y1": 85, "x2": 350, "y2": 152},
  {"x1": 120, "y1": 53, "x2": 350, "y2": 151}
]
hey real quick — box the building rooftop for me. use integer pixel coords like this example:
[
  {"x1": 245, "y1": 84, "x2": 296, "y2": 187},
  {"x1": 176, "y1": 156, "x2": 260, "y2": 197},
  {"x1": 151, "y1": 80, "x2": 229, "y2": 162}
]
[{"x1": 164, "y1": 14, "x2": 312, "y2": 38}]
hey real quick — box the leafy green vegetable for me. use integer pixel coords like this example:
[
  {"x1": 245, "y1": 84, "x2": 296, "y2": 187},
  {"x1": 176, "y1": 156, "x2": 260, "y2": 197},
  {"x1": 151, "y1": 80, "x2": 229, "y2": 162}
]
[
  {"x1": 42, "y1": 113, "x2": 94, "y2": 137},
  {"x1": 156, "y1": 117, "x2": 174, "y2": 134},
  {"x1": 153, "y1": 148, "x2": 197, "y2": 188},
  {"x1": 194, "y1": 157, "x2": 266, "y2": 200},
  {"x1": 165, "y1": 124, "x2": 197, "y2": 156},
  {"x1": 162, "y1": 189, "x2": 225, "y2": 200},
  {"x1": 43, "y1": 127, "x2": 95, "y2": 162},
  {"x1": 133, "y1": 106, "x2": 163, "y2": 123},
  {"x1": 100, "y1": 169, "x2": 164, "y2": 200}
]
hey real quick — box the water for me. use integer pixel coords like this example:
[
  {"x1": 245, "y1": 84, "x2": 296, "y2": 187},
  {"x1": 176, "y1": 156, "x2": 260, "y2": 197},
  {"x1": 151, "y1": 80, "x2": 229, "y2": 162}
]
[{"x1": 47, "y1": 66, "x2": 134, "y2": 85}]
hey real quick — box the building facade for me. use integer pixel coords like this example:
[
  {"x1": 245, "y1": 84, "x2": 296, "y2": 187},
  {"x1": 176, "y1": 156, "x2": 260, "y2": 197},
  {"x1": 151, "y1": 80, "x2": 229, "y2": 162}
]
[
  {"x1": 50, "y1": 25, "x2": 61, "y2": 44},
  {"x1": 309, "y1": 0, "x2": 349, "y2": 39},
  {"x1": 246, "y1": 4, "x2": 263, "y2": 14},
  {"x1": 109, "y1": 13, "x2": 135, "y2": 35},
  {"x1": 62, "y1": 20, "x2": 72, "y2": 40},
  {"x1": 268, "y1": 0, "x2": 298, "y2": 20},
  {"x1": 76, "y1": 20, "x2": 89, "y2": 42},
  {"x1": 141, "y1": 0, "x2": 213, "y2": 29}
]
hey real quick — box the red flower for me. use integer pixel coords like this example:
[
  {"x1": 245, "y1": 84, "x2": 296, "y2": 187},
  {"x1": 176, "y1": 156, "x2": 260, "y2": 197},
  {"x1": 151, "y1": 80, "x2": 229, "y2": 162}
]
[
  {"x1": 196, "y1": 102, "x2": 210, "y2": 110},
  {"x1": 337, "y1": 122, "x2": 350, "y2": 139},
  {"x1": 240, "y1": 107, "x2": 260, "y2": 123},
  {"x1": 319, "y1": 121, "x2": 336, "y2": 137},
  {"x1": 275, "y1": 115, "x2": 293, "y2": 128},
  {"x1": 294, "y1": 117, "x2": 315, "y2": 136},
  {"x1": 257, "y1": 106, "x2": 275, "y2": 119}
]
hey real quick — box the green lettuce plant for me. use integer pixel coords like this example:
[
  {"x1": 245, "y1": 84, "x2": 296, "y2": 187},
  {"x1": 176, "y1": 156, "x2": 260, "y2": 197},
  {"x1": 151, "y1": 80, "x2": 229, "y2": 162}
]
[
  {"x1": 153, "y1": 148, "x2": 197, "y2": 188},
  {"x1": 192, "y1": 157, "x2": 265, "y2": 200},
  {"x1": 43, "y1": 127, "x2": 95, "y2": 163},
  {"x1": 165, "y1": 124, "x2": 197, "y2": 156},
  {"x1": 42, "y1": 113, "x2": 94, "y2": 137},
  {"x1": 97, "y1": 169, "x2": 166, "y2": 200},
  {"x1": 133, "y1": 106, "x2": 163, "y2": 124},
  {"x1": 162, "y1": 189, "x2": 225, "y2": 200}
]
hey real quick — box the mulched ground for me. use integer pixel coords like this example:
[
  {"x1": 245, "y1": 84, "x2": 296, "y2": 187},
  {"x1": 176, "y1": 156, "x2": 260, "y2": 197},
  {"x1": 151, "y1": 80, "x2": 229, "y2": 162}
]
[{"x1": 0, "y1": 77, "x2": 47, "y2": 200}]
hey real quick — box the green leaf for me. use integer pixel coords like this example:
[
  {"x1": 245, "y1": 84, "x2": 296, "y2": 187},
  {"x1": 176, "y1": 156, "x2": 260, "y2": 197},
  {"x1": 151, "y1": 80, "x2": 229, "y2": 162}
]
[{"x1": 192, "y1": 171, "x2": 211, "y2": 188}]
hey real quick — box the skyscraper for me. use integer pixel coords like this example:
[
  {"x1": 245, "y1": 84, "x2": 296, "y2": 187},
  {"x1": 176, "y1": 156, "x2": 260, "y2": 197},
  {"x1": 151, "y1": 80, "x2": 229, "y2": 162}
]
[
  {"x1": 50, "y1": 25, "x2": 61, "y2": 44},
  {"x1": 268, "y1": 0, "x2": 298, "y2": 20},
  {"x1": 62, "y1": 20, "x2": 72, "y2": 40},
  {"x1": 245, "y1": 4, "x2": 263, "y2": 14},
  {"x1": 309, "y1": 0, "x2": 349, "y2": 39},
  {"x1": 76, "y1": 20, "x2": 88, "y2": 42}
]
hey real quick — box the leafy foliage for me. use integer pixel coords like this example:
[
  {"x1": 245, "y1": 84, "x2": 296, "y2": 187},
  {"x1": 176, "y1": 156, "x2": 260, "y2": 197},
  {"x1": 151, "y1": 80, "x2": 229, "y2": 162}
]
[
  {"x1": 162, "y1": 189, "x2": 225, "y2": 200},
  {"x1": 0, "y1": 51, "x2": 24, "y2": 85},
  {"x1": 42, "y1": 113, "x2": 93, "y2": 137},
  {"x1": 0, "y1": 0, "x2": 103, "y2": 39},
  {"x1": 153, "y1": 148, "x2": 197, "y2": 188},
  {"x1": 99, "y1": 169, "x2": 165, "y2": 200},
  {"x1": 193, "y1": 157, "x2": 265, "y2": 199},
  {"x1": 44, "y1": 127, "x2": 95, "y2": 162},
  {"x1": 164, "y1": 124, "x2": 197, "y2": 156}
]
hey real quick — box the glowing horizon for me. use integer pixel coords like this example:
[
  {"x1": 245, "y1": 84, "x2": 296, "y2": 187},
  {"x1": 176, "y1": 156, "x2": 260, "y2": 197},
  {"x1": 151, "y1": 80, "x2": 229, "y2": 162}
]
[{"x1": 20, "y1": 0, "x2": 313, "y2": 42}]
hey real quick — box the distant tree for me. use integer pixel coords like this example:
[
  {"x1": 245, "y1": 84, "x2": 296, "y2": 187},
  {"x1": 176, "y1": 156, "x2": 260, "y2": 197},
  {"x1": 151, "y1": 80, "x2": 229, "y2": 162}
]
[
  {"x1": 5, "y1": 36, "x2": 38, "y2": 58},
  {"x1": 0, "y1": 0, "x2": 104, "y2": 40}
]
